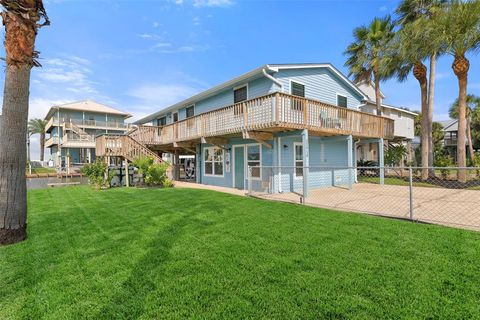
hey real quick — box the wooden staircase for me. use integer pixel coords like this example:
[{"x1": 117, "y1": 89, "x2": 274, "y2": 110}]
[{"x1": 95, "y1": 134, "x2": 163, "y2": 164}]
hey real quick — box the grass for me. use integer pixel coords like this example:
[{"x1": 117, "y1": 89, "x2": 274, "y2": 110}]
[
  {"x1": 1, "y1": 186, "x2": 480, "y2": 319},
  {"x1": 358, "y1": 176, "x2": 437, "y2": 188},
  {"x1": 27, "y1": 167, "x2": 56, "y2": 175}
]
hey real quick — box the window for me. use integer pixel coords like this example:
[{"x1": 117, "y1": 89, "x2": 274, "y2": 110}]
[
  {"x1": 290, "y1": 81, "x2": 305, "y2": 111},
  {"x1": 157, "y1": 116, "x2": 166, "y2": 126},
  {"x1": 173, "y1": 112, "x2": 178, "y2": 122},
  {"x1": 247, "y1": 144, "x2": 261, "y2": 179},
  {"x1": 291, "y1": 81, "x2": 305, "y2": 97},
  {"x1": 186, "y1": 106, "x2": 195, "y2": 118},
  {"x1": 398, "y1": 111, "x2": 402, "y2": 119},
  {"x1": 234, "y1": 85, "x2": 248, "y2": 104},
  {"x1": 294, "y1": 143, "x2": 303, "y2": 178},
  {"x1": 337, "y1": 94, "x2": 348, "y2": 108},
  {"x1": 204, "y1": 147, "x2": 224, "y2": 176}
]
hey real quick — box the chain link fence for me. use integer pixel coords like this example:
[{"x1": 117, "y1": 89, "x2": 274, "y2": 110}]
[{"x1": 248, "y1": 166, "x2": 480, "y2": 231}]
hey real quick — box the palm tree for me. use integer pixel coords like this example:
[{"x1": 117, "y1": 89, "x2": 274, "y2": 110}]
[
  {"x1": 344, "y1": 16, "x2": 396, "y2": 116},
  {"x1": 28, "y1": 118, "x2": 47, "y2": 161},
  {"x1": 439, "y1": 0, "x2": 480, "y2": 182},
  {"x1": 393, "y1": 20, "x2": 430, "y2": 179},
  {"x1": 0, "y1": 0, "x2": 49, "y2": 245},
  {"x1": 449, "y1": 94, "x2": 480, "y2": 163},
  {"x1": 396, "y1": 0, "x2": 446, "y2": 172}
]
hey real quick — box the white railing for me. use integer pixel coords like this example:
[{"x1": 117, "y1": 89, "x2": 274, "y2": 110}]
[{"x1": 131, "y1": 92, "x2": 394, "y2": 146}]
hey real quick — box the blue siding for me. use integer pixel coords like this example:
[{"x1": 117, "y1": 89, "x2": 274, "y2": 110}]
[
  {"x1": 274, "y1": 68, "x2": 363, "y2": 109},
  {"x1": 276, "y1": 133, "x2": 352, "y2": 193},
  {"x1": 199, "y1": 137, "x2": 274, "y2": 189}
]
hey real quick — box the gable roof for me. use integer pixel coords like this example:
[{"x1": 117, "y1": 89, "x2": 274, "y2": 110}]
[
  {"x1": 438, "y1": 119, "x2": 458, "y2": 132},
  {"x1": 135, "y1": 63, "x2": 368, "y2": 124},
  {"x1": 45, "y1": 100, "x2": 132, "y2": 120}
]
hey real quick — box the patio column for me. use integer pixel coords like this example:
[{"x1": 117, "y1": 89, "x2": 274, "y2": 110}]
[
  {"x1": 379, "y1": 138, "x2": 385, "y2": 185},
  {"x1": 196, "y1": 144, "x2": 201, "y2": 184},
  {"x1": 302, "y1": 129, "x2": 309, "y2": 199},
  {"x1": 272, "y1": 137, "x2": 277, "y2": 193},
  {"x1": 347, "y1": 135, "x2": 353, "y2": 190}
]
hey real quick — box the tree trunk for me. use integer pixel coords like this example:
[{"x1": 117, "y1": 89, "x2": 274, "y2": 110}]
[
  {"x1": 0, "y1": 64, "x2": 31, "y2": 245},
  {"x1": 420, "y1": 79, "x2": 429, "y2": 180},
  {"x1": 467, "y1": 116, "x2": 475, "y2": 163},
  {"x1": 374, "y1": 71, "x2": 382, "y2": 116},
  {"x1": 40, "y1": 132, "x2": 45, "y2": 161},
  {"x1": 427, "y1": 52, "x2": 436, "y2": 174},
  {"x1": 413, "y1": 62, "x2": 429, "y2": 180}
]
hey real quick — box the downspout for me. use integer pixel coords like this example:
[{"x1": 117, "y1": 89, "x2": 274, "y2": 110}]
[
  {"x1": 354, "y1": 139, "x2": 360, "y2": 183},
  {"x1": 262, "y1": 67, "x2": 283, "y2": 91},
  {"x1": 277, "y1": 136, "x2": 282, "y2": 193}
]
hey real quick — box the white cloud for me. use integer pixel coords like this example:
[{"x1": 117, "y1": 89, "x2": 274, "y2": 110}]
[
  {"x1": 152, "y1": 21, "x2": 160, "y2": 28},
  {"x1": 36, "y1": 56, "x2": 97, "y2": 94},
  {"x1": 379, "y1": 5, "x2": 388, "y2": 12},
  {"x1": 193, "y1": 17, "x2": 201, "y2": 26},
  {"x1": 193, "y1": 0, "x2": 234, "y2": 7},
  {"x1": 128, "y1": 84, "x2": 200, "y2": 107},
  {"x1": 138, "y1": 33, "x2": 163, "y2": 40},
  {"x1": 152, "y1": 42, "x2": 172, "y2": 48},
  {"x1": 153, "y1": 44, "x2": 209, "y2": 54}
]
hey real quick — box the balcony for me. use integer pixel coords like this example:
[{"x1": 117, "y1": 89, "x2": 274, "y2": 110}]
[
  {"x1": 62, "y1": 133, "x2": 96, "y2": 148},
  {"x1": 45, "y1": 136, "x2": 60, "y2": 148},
  {"x1": 129, "y1": 93, "x2": 394, "y2": 147},
  {"x1": 46, "y1": 117, "x2": 131, "y2": 132}
]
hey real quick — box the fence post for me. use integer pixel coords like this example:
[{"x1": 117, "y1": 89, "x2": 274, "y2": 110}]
[
  {"x1": 409, "y1": 166, "x2": 414, "y2": 221},
  {"x1": 247, "y1": 166, "x2": 252, "y2": 196}
]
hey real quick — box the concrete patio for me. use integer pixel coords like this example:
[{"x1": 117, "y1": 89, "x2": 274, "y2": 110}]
[{"x1": 257, "y1": 183, "x2": 480, "y2": 231}]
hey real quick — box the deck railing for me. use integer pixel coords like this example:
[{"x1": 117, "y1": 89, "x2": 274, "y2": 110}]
[
  {"x1": 47, "y1": 117, "x2": 131, "y2": 130},
  {"x1": 131, "y1": 92, "x2": 395, "y2": 146},
  {"x1": 96, "y1": 135, "x2": 163, "y2": 163}
]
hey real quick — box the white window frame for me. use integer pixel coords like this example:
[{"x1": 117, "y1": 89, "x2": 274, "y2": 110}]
[
  {"x1": 336, "y1": 93, "x2": 348, "y2": 108},
  {"x1": 246, "y1": 143, "x2": 262, "y2": 181},
  {"x1": 289, "y1": 80, "x2": 306, "y2": 97},
  {"x1": 293, "y1": 142, "x2": 304, "y2": 179},
  {"x1": 233, "y1": 83, "x2": 249, "y2": 103},
  {"x1": 203, "y1": 146, "x2": 225, "y2": 178}
]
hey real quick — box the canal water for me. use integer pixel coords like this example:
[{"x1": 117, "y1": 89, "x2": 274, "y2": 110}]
[{"x1": 27, "y1": 177, "x2": 89, "y2": 190}]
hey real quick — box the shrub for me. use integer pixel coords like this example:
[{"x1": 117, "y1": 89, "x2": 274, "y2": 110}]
[
  {"x1": 81, "y1": 158, "x2": 113, "y2": 189},
  {"x1": 384, "y1": 144, "x2": 407, "y2": 167},
  {"x1": 434, "y1": 153, "x2": 454, "y2": 180},
  {"x1": 132, "y1": 156, "x2": 173, "y2": 187},
  {"x1": 472, "y1": 152, "x2": 480, "y2": 178}
]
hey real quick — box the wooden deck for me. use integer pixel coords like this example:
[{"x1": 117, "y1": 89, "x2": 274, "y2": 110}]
[{"x1": 129, "y1": 92, "x2": 394, "y2": 148}]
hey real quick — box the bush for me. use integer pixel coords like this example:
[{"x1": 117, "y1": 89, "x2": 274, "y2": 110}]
[
  {"x1": 472, "y1": 152, "x2": 480, "y2": 178},
  {"x1": 434, "y1": 153, "x2": 454, "y2": 180},
  {"x1": 81, "y1": 158, "x2": 113, "y2": 189},
  {"x1": 132, "y1": 156, "x2": 173, "y2": 187},
  {"x1": 384, "y1": 144, "x2": 407, "y2": 167}
]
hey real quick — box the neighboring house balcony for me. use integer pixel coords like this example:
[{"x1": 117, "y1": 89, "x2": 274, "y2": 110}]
[
  {"x1": 127, "y1": 92, "x2": 394, "y2": 149},
  {"x1": 45, "y1": 134, "x2": 96, "y2": 148},
  {"x1": 444, "y1": 138, "x2": 458, "y2": 147},
  {"x1": 45, "y1": 136, "x2": 60, "y2": 148},
  {"x1": 46, "y1": 117, "x2": 131, "y2": 132}
]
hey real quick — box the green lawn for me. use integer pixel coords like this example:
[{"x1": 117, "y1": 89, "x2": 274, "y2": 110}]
[
  {"x1": 27, "y1": 167, "x2": 56, "y2": 175},
  {"x1": 1, "y1": 187, "x2": 480, "y2": 319},
  {"x1": 359, "y1": 176, "x2": 438, "y2": 188}
]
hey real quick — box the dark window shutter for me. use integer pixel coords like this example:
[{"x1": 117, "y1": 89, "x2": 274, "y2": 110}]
[
  {"x1": 234, "y1": 86, "x2": 247, "y2": 103},
  {"x1": 291, "y1": 82, "x2": 305, "y2": 97},
  {"x1": 337, "y1": 95, "x2": 348, "y2": 108},
  {"x1": 186, "y1": 106, "x2": 195, "y2": 118},
  {"x1": 158, "y1": 117, "x2": 166, "y2": 126},
  {"x1": 173, "y1": 113, "x2": 178, "y2": 122}
]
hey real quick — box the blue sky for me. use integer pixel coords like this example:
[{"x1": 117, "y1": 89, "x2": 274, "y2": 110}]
[{"x1": 2, "y1": 0, "x2": 479, "y2": 159}]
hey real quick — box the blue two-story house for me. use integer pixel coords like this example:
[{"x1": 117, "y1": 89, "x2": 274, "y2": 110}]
[{"x1": 121, "y1": 63, "x2": 393, "y2": 194}]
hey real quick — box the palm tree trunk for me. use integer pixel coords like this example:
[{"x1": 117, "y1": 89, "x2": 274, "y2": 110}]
[
  {"x1": 420, "y1": 78, "x2": 429, "y2": 180},
  {"x1": 40, "y1": 132, "x2": 45, "y2": 161},
  {"x1": 0, "y1": 64, "x2": 31, "y2": 245},
  {"x1": 374, "y1": 71, "x2": 382, "y2": 116},
  {"x1": 456, "y1": 75, "x2": 468, "y2": 183},
  {"x1": 467, "y1": 116, "x2": 475, "y2": 162},
  {"x1": 427, "y1": 52, "x2": 436, "y2": 174}
]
